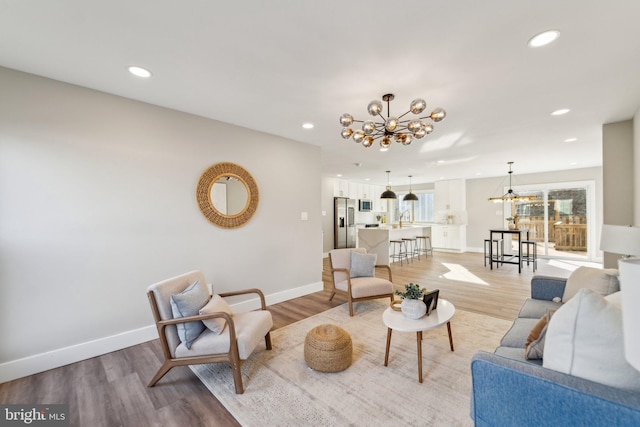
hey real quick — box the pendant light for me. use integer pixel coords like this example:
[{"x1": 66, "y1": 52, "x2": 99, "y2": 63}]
[
  {"x1": 403, "y1": 175, "x2": 419, "y2": 201},
  {"x1": 488, "y1": 162, "x2": 538, "y2": 203},
  {"x1": 380, "y1": 171, "x2": 397, "y2": 199}
]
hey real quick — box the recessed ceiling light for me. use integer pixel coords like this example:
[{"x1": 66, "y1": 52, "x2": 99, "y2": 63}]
[
  {"x1": 128, "y1": 66, "x2": 152, "y2": 78},
  {"x1": 569, "y1": 162, "x2": 577, "y2": 165},
  {"x1": 437, "y1": 160, "x2": 445, "y2": 164},
  {"x1": 302, "y1": 123, "x2": 314, "y2": 129},
  {"x1": 564, "y1": 137, "x2": 577, "y2": 142},
  {"x1": 551, "y1": 108, "x2": 570, "y2": 116},
  {"x1": 528, "y1": 30, "x2": 560, "y2": 48},
  {"x1": 380, "y1": 147, "x2": 389, "y2": 152},
  {"x1": 475, "y1": 172, "x2": 482, "y2": 176},
  {"x1": 336, "y1": 174, "x2": 342, "y2": 177}
]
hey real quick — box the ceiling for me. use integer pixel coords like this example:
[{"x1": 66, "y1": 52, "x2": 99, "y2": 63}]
[{"x1": 1, "y1": 1, "x2": 639, "y2": 187}]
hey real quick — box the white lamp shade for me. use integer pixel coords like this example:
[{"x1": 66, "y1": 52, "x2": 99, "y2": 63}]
[
  {"x1": 600, "y1": 225, "x2": 640, "y2": 256},
  {"x1": 619, "y1": 258, "x2": 640, "y2": 371}
]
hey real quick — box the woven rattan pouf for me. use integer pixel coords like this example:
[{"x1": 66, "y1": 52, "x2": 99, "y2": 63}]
[{"x1": 304, "y1": 324, "x2": 352, "y2": 372}]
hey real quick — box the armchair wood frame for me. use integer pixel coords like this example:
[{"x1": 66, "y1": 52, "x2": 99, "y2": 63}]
[
  {"x1": 147, "y1": 287, "x2": 272, "y2": 394},
  {"x1": 328, "y1": 250, "x2": 394, "y2": 316}
]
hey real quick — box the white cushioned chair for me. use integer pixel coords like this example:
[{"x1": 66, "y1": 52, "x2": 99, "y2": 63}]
[
  {"x1": 146, "y1": 270, "x2": 272, "y2": 394},
  {"x1": 329, "y1": 248, "x2": 394, "y2": 316}
]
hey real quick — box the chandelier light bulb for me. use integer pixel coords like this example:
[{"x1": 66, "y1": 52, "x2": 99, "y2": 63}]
[
  {"x1": 380, "y1": 136, "x2": 391, "y2": 148},
  {"x1": 341, "y1": 128, "x2": 353, "y2": 139},
  {"x1": 367, "y1": 100, "x2": 383, "y2": 116},
  {"x1": 385, "y1": 117, "x2": 399, "y2": 132},
  {"x1": 363, "y1": 136, "x2": 374, "y2": 147},
  {"x1": 414, "y1": 128, "x2": 427, "y2": 139},
  {"x1": 410, "y1": 98, "x2": 427, "y2": 114},
  {"x1": 353, "y1": 130, "x2": 365, "y2": 143},
  {"x1": 430, "y1": 108, "x2": 446, "y2": 122},
  {"x1": 407, "y1": 119, "x2": 422, "y2": 133},
  {"x1": 402, "y1": 134, "x2": 413, "y2": 145},
  {"x1": 340, "y1": 113, "x2": 354, "y2": 127},
  {"x1": 362, "y1": 120, "x2": 376, "y2": 135}
]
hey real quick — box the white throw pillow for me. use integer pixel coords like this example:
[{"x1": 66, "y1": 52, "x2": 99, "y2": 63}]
[
  {"x1": 562, "y1": 266, "x2": 620, "y2": 302},
  {"x1": 199, "y1": 294, "x2": 233, "y2": 334},
  {"x1": 543, "y1": 288, "x2": 640, "y2": 392}
]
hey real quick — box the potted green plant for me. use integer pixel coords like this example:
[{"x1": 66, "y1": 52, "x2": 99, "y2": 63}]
[{"x1": 395, "y1": 283, "x2": 427, "y2": 319}]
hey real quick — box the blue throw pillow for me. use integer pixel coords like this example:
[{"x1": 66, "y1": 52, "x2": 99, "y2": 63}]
[
  {"x1": 350, "y1": 251, "x2": 377, "y2": 278},
  {"x1": 170, "y1": 280, "x2": 209, "y2": 349}
]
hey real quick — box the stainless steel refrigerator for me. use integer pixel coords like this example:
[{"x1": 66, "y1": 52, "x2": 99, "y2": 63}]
[{"x1": 334, "y1": 197, "x2": 356, "y2": 248}]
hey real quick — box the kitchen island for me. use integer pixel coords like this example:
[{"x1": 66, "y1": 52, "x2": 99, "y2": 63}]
[{"x1": 357, "y1": 225, "x2": 431, "y2": 265}]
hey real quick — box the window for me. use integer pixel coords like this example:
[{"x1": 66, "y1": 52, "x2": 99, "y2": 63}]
[{"x1": 395, "y1": 192, "x2": 435, "y2": 222}]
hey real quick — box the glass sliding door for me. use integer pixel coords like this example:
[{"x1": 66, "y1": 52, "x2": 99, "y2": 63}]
[
  {"x1": 548, "y1": 188, "x2": 588, "y2": 257},
  {"x1": 507, "y1": 181, "x2": 595, "y2": 260}
]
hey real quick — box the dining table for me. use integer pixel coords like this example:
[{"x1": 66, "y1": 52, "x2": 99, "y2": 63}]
[{"x1": 489, "y1": 228, "x2": 530, "y2": 273}]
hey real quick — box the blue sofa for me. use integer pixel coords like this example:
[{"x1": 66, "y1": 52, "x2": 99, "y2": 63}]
[{"x1": 470, "y1": 275, "x2": 640, "y2": 427}]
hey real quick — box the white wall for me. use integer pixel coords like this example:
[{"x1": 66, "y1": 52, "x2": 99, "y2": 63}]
[
  {"x1": 635, "y1": 108, "x2": 640, "y2": 226},
  {"x1": 0, "y1": 67, "x2": 322, "y2": 381}
]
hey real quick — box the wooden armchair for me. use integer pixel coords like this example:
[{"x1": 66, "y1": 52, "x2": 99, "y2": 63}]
[
  {"x1": 147, "y1": 270, "x2": 272, "y2": 394},
  {"x1": 328, "y1": 248, "x2": 394, "y2": 316}
]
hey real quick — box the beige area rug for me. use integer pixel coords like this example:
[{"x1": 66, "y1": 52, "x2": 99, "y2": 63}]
[{"x1": 191, "y1": 300, "x2": 511, "y2": 427}]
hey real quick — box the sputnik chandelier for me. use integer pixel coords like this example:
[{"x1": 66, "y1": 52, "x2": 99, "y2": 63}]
[{"x1": 339, "y1": 93, "x2": 446, "y2": 148}]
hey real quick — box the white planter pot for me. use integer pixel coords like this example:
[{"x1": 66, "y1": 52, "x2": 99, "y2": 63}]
[{"x1": 401, "y1": 299, "x2": 426, "y2": 319}]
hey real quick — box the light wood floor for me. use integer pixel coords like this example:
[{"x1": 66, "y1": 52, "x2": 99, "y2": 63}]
[{"x1": 0, "y1": 251, "x2": 578, "y2": 426}]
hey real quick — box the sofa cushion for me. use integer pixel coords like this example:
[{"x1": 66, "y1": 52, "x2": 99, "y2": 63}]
[
  {"x1": 562, "y1": 266, "x2": 619, "y2": 302},
  {"x1": 350, "y1": 251, "x2": 376, "y2": 278},
  {"x1": 175, "y1": 310, "x2": 273, "y2": 360},
  {"x1": 335, "y1": 277, "x2": 392, "y2": 298},
  {"x1": 500, "y1": 318, "x2": 539, "y2": 348},
  {"x1": 199, "y1": 294, "x2": 233, "y2": 334},
  {"x1": 544, "y1": 288, "x2": 640, "y2": 392},
  {"x1": 170, "y1": 280, "x2": 209, "y2": 349},
  {"x1": 494, "y1": 346, "x2": 543, "y2": 366},
  {"x1": 518, "y1": 298, "x2": 562, "y2": 319}
]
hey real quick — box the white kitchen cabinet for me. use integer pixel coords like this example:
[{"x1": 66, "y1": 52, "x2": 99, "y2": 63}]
[
  {"x1": 371, "y1": 185, "x2": 387, "y2": 212},
  {"x1": 333, "y1": 178, "x2": 350, "y2": 197},
  {"x1": 431, "y1": 224, "x2": 466, "y2": 252},
  {"x1": 435, "y1": 179, "x2": 466, "y2": 212}
]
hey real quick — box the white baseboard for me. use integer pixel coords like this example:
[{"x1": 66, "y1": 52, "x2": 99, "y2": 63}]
[
  {"x1": 0, "y1": 325, "x2": 158, "y2": 384},
  {"x1": 0, "y1": 281, "x2": 324, "y2": 384}
]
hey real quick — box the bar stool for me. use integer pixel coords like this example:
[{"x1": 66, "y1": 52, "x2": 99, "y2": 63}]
[
  {"x1": 389, "y1": 239, "x2": 409, "y2": 266},
  {"x1": 521, "y1": 240, "x2": 537, "y2": 272},
  {"x1": 402, "y1": 237, "x2": 419, "y2": 261},
  {"x1": 484, "y1": 238, "x2": 504, "y2": 267},
  {"x1": 416, "y1": 236, "x2": 433, "y2": 258}
]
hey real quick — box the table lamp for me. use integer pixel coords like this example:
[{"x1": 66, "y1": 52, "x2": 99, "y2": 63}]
[{"x1": 600, "y1": 224, "x2": 640, "y2": 371}]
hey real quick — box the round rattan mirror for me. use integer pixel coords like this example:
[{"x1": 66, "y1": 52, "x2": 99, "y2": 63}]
[{"x1": 196, "y1": 162, "x2": 259, "y2": 228}]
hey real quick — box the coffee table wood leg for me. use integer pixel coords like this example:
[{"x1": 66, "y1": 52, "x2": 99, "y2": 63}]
[
  {"x1": 417, "y1": 331, "x2": 423, "y2": 383},
  {"x1": 447, "y1": 321, "x2": 454, "y2": 351},
  {"x1": 384, "y1": 328, "x2": 392, "y2": 366}
]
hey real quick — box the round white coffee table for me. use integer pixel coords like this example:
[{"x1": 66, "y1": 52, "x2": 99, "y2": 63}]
[{"x1": 383, "y1": 299, "x2": 455, "y2": 383}]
